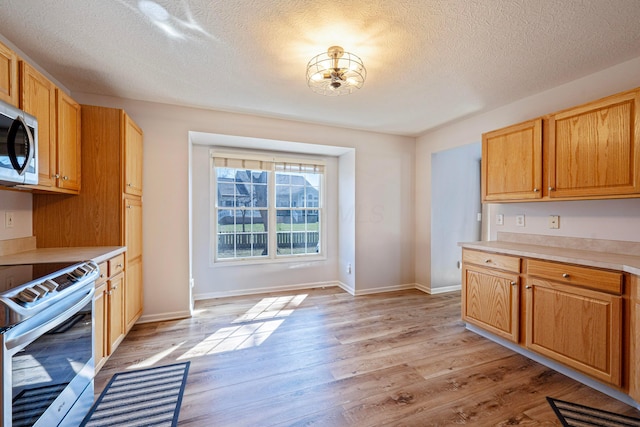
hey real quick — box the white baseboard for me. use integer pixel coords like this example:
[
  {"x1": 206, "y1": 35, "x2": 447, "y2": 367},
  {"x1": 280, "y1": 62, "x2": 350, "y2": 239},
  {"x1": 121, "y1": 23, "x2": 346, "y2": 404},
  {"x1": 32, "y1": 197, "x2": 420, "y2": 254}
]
[
  {"x1": 353, "y1": 283, "x2": 415, "y2": 296},
  {"x1": 193, "y1": 280, "x2": 341, "y2": 300},
  {"x1": 137, "y1": 310, "x2": 192, "y2": 324},
  {"x1": 414, "y1": 282, "x2": 461, "y2": 294}
]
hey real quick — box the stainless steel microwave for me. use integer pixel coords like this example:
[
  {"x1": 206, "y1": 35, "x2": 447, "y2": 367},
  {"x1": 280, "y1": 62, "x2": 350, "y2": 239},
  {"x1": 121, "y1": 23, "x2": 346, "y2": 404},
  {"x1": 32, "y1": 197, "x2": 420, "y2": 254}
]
[{"x1": 0, "y1": 99, "x2": 38, "y2": 186}]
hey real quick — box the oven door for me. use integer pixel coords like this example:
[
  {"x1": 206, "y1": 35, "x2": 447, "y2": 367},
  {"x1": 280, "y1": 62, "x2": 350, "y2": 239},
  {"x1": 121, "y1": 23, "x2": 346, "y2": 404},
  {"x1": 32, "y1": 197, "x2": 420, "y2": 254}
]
[{"x1": 2, "y1": 285, "x2": 94, "y2": 427}]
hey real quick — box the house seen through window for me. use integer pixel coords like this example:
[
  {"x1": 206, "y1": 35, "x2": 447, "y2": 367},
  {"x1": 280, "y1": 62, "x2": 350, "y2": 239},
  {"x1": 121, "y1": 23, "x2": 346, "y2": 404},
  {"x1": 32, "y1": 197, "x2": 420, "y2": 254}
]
[{"x1": 212, "y1": 153, "x2": 324, "y2": 262}]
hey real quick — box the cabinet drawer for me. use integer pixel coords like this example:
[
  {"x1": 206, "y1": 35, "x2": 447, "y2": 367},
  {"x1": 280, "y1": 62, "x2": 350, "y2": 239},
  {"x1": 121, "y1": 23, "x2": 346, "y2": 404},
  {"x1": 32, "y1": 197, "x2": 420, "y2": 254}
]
[
  {"x1": 108, "y1": 254, "x2": 125, "y2": 277},
  {"x1": 526, "y1": 259, "x2": 623, "y2": 294},
  {"x1": 96, "y1": 261, "x2": 108, "y2": 286},
  {"x1": 463, "y1": 249, "x2": 521, "y2": 273}
]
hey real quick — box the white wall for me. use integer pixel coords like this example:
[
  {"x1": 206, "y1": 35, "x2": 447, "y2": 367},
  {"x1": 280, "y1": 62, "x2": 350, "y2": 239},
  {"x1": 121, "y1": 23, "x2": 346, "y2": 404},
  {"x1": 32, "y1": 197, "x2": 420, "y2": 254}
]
[
  {"x1": 70, "y1": 93, "x2": 415, "y2": 320},
  {"x1": 0, "y1": 191, "x2": 32, "y2": 241},
  {"x1": 416, "y1": 56, "x2": 640, "y2": 291}
]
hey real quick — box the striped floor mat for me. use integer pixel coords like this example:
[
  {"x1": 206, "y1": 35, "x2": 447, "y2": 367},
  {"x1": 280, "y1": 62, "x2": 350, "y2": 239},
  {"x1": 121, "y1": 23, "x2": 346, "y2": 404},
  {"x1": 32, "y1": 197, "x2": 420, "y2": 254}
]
[
  {"x1": 81, "y1": 362, "x2": 190, "y2": 427},
  {"x1": 547, "y1": 397, "x2": 640, "y2": 426}
]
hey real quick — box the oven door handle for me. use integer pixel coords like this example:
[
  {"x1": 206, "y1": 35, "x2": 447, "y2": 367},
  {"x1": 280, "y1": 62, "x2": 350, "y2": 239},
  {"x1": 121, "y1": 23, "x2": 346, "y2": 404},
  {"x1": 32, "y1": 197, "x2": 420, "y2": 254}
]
[{"x1": 3, "y1": 286, "x2": 94, "y2": 354}]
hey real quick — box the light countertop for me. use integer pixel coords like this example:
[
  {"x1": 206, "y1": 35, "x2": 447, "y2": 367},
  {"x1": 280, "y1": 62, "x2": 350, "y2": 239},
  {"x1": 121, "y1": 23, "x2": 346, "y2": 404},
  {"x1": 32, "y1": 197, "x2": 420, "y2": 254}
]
[
  {"x1": 0, "y1": 246, "x2": 126, "y2": 266},
  {"x1": 459, "y1": 240, "x2": 640, "y2": 276}
]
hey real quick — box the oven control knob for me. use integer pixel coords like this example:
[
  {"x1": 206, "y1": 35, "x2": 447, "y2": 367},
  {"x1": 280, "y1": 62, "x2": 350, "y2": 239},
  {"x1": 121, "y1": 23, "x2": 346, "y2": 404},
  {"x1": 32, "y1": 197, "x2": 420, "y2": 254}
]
[
  {"x1": 71, "y1": 266, "x2": 90, "y2": 279},
  {"x1": 17, "y1": 288, "x2": 39, "y2": 303},
  {"x1": 42, "y1": 280, "x2": 59, "y2": 291},
  {"x1": 32, "y1": 285, "x2": 49, "y2": 297}
]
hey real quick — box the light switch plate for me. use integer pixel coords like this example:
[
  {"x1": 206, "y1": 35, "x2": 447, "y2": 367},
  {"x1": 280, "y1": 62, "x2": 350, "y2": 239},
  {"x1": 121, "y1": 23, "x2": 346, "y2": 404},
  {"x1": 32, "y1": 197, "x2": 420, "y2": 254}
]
[{"x1": 496, "y1": 214, "x2": 504, "y2": 225}]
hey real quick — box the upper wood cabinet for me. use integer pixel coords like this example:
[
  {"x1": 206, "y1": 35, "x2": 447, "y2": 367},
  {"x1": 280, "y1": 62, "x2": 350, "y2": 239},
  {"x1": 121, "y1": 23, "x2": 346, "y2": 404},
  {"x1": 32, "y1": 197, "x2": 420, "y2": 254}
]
[
  {"x1": 55, "y1": 89, "x2": 81, "y2": 192},
  {"x1": 548, "y1": 90, "x2": 640, "y2": 198},
  {"x1": 20, "y1": 61, "x2": 56, "y2": 188},
  {"x1": 124, "y1": 115, "x2": 143, "y2": 196},
  {"x1": 20, "y1": 62, "x2": 81, "y2": 193},
  {"x1": 482, "y1": 87, "x2": 640, "y2": 202},
  {"x1": 482, "y1": 119, "x2": 542, "y2": 202},
  {"x1": 0, "y1": 40, "x2": 19, "y2": 107}
]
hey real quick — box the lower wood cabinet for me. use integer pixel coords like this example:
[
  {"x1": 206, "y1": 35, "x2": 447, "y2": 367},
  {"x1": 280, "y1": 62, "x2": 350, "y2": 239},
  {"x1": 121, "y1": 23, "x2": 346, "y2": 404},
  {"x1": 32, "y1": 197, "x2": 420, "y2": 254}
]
[
  {"x1": 461, "y1": 248, "x2": 630, "y2": 394},
  {"x1": 462, "y1": 264, "x2": 520, "y2": 343},
  {"x1": 525, "y1": 278, "x2": 622, "y2": 386},
  {"x1": 94, "y1": 253, "x2": 126, "y2": 374}
]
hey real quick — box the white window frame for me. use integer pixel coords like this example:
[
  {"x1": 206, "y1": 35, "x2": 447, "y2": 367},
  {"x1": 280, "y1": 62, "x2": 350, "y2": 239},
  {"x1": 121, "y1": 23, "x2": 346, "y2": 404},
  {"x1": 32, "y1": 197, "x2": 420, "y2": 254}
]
[{"x1": 210, "y1": 150, "x2": 327, "y2": 265}]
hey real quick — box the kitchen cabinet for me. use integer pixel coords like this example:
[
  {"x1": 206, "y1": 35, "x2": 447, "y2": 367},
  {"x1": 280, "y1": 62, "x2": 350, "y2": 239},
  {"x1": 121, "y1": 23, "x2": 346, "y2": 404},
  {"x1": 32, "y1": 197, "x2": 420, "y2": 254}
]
[
  {"x1": 124, "y1": 115, "x2": 143, "y2": 197},
  {"x1": 0, "y1": 40, "x2": 18, "y2": 107},
  {"x1": 461, "y1": 247, "x2": 629, "y2": 392},
  {"x1": 33, "y1": 105, "x2": 143, "y2": 363},
  {"x1": 482, "y1": 87, "x2": 640, "y2": 202},
  {"x1": 548, "y1": 89, "x2": 640, "y2": 198},
  {"x1": 630, "y1": 275, "x2": 640, "y2": 402},
  {"x1": 124, "y1": 196, "x2": 143, "y2": 331},
  {"x1": 482, "y1": 119, "x2": 542, "y2": 202},
  {"x1": 20, "y1": 61, "x2": 56, "y2": 188},
  {"x1": 462, "y1": 250, "x2": 521, "y2": 342},
  {"x1": 525, "y1": 264, "x2": 623, "y2": 386},
  {"x1": 54, "y1": 89, "x2": 81, "y2": 192},
  {"x1": 94, "y1": 255, "x2": 126, "y2": 373},
  {"x1": 20, "y1": 62, "x2": 81, "y2": 193}
]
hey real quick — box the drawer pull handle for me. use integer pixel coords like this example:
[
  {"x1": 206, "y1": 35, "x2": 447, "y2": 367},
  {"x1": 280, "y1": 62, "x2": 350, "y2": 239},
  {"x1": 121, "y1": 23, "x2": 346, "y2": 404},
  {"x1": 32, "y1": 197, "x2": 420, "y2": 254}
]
[
  {"x1": 510, "y1": 281, "x2": 517, "y2": 286},
  {"x1": 525, "y1": 285, "x2": 532, "y2": 289},
  {"x1": 562, "y1": 273, "x2": 570, "y2": 278}
]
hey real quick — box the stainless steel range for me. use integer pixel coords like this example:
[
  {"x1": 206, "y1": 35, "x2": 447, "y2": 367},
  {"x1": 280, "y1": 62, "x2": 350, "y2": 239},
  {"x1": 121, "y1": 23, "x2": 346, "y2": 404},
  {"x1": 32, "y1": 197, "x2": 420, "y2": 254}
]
[{"x1": 0, "y1": 261, "x2": 99, "y2": 427}]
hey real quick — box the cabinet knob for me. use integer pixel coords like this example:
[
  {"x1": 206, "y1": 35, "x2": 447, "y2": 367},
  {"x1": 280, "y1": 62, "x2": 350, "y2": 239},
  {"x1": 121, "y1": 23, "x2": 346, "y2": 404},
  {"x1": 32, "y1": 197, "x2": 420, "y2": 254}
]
[
  {"x1": 53, "y1": 174, "x2": 60, "y2": 179},
  {"x1": 117, "y1": 263, "x2": 123, "y2": 268},
  {"x1": 485, "y1": 259, "x2": 491, "y2": 263},
  {"x1": 63, "y1": 176, "x2": 69, "y2": 180},
  {"x1": 126, "y1": 205, "x2": 133, "y2": 209},
  {"x1": 128, "y1": 183, "x2": 133, "y2": 187},
  {"x1": 100, "y1": 273, "x2": 105, "y2": 278},
  {"x1": 510, "y1": 281, "x2": 517, "y2": 286},
  {"x1": 533, "y1": 188, "x2": 539, "y2": 192},
  {"x1": 525, "y1": 285, "x2": 533, "y2": 289},
  {"x1": 548, "y1": 186, "x2": 555, "y2": 191},
  {"x1": 112, "y1": 285, "x2": 118, "y2": 290},
  {"x1": 562, "y1": 273, "x2": 570, "y2": 278}
]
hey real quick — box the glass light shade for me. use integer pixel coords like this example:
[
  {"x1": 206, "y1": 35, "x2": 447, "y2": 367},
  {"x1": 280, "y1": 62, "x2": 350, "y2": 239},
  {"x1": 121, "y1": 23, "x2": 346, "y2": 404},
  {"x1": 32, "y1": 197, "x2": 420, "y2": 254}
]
[{"x1": 306, "y1": 46, "x2": 366, "y2": 96}]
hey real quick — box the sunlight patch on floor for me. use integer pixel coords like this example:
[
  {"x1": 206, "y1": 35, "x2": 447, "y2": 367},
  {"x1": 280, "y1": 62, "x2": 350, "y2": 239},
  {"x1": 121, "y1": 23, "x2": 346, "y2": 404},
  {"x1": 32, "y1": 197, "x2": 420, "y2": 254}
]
[
  {"x1": 179, "y1": 294, "x2": 307, "y2": 358},
  {"x1": 128, "y1": 341, "x2": 186, "y2": 369}
]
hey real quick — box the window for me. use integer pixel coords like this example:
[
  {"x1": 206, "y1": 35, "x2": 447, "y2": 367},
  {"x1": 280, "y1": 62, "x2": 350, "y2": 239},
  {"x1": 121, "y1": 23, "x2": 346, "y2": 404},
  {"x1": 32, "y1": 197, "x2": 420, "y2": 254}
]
[{"x1": 212, "y1": 153, "x2": 324, "y2": 262}]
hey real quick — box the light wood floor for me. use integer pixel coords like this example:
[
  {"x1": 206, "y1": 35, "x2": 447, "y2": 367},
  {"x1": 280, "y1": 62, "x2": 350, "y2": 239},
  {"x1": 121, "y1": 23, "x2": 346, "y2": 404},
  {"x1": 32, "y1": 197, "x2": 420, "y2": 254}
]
[{"x1": 94, "y1": 287, "x2": 640, "y2": 426}]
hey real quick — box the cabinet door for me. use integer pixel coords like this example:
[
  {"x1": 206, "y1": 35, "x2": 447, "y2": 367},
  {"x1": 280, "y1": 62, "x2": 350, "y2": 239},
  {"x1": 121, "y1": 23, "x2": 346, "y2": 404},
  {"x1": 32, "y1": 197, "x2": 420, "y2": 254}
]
[
  {"x1": 482, "y1": 119, "x2": 542, "y2": 202},
  {"x1": 56, "y1": 90, "x2": 81, "y2": 192},
  {"x1": 462, "y1": 264, "x2": 519, "y2": 342},
  {"x1": 124, "y1": 197, "x2": 143, "y2": 260},
  {"x1": 107, "y1": 272, "x2": 126, "y2": 354},
  {"x1": 94, "y1": 283, "x2": 108, "y2": 374},
  {"x1": 125, "y1": 257, "x2": 143, "y2": 331},
  {"x1": 525, "y1": 278, "x2": 622, "y2": 386},
  {"x1": 549, "y1": 90, "x2": 640, "y2": 198},
  {"x1": 20, "y1": 62, "x2": 56, "y2": 188},
  {"x1": 0, "y1": 41, "x2": 18, "y2": 106},
  {"x1": 124, "y1": 113, "x2": 143, "y2": 196}
]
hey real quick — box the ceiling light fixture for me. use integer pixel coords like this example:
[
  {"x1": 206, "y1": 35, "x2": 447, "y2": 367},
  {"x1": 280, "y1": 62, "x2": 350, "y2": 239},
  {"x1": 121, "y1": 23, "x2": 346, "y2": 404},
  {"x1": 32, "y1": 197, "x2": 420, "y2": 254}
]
[{"x1": 306, "y1": 46, "x2": 366, "y2": 96}]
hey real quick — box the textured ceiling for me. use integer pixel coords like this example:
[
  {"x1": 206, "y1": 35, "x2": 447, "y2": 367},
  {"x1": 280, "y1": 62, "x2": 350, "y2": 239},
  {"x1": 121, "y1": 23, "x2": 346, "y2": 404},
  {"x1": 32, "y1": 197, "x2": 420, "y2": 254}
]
[{"x1": 1, "y1": 0, "x2": 640, "y2": 136}]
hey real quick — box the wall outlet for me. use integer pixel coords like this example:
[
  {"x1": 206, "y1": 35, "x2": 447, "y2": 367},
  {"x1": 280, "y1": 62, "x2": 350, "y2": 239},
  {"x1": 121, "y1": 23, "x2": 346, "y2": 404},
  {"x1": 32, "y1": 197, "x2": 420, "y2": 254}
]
[
  {"x1": 515, "y1": 214, "x2": 525, "y2": 227},
  {"x1": 5, "y1": 212, "x2": 14, "y2": 228},
  {"x1": 549, "y1": 215, "x2": 560, "y2": 229},
  {"x1": 496, "y1": 214, "x2": 504, "y2": 225},
  {"x1": 347, "y1": 263, "x2": 352, "y2": 274}
]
